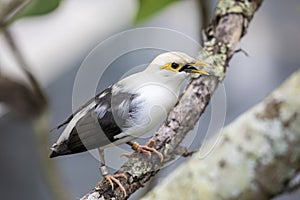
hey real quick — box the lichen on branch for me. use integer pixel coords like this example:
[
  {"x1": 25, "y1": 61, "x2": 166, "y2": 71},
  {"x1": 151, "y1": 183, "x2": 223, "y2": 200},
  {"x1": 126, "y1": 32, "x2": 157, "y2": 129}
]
[{"x1": 141, "y1": 69, "x2": 300, "y2": 200}]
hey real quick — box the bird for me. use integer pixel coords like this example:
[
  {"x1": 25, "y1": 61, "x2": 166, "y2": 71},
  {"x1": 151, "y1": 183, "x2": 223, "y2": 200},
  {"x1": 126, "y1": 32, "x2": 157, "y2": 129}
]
[{"x1": 49, "y1": 51, "x2": 209, "y2": 196}]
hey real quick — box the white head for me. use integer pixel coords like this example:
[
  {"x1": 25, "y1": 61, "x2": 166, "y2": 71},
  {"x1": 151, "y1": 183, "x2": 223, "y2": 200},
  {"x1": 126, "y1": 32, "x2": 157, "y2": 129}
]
[{"x1": 144, "y1": 51, "x2": 209, "y2": 86}]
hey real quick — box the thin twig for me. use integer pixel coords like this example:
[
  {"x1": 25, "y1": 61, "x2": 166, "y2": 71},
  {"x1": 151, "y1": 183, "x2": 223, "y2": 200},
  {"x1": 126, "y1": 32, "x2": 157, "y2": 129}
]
[
  {"x1": 197, "y1": 0, "x2": 210, "y2": 30},
  {"x1": 0, "y1": 0, "x2": 31, "y2": 27},
  {"x1": 2, "y1": 28, "x2": 47, "y2": 111}
]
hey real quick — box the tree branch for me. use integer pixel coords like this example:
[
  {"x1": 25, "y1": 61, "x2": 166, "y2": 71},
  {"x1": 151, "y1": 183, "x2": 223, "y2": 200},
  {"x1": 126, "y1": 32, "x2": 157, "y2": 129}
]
[
  {"x1": 0, "y1": 0, "x2": 30, "y2": 26},
  {"x1": 0, "y1": 75, "x2": 41, "y2": 116},
  {"x1": 140, "y1": 69, "x2": 300, "y2": 200},
  {"x1": 81, "y1": 0, "x2": 263, "y2": 199},
  {"x1": 1, "y1": 29, "x2": 47, "y2": 112},
  {"x1": 197, "y1": 0, "x2": 210, "y2": 30},
  {"x1": 1, "y1": 2, "x2": 70, "y2": 200}
]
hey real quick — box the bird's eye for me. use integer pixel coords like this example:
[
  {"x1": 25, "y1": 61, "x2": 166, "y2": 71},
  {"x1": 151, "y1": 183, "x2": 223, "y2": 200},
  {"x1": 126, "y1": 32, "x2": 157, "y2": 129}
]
[{"x1": 171, "y1": 62, "x2": 179, "y2": 69}]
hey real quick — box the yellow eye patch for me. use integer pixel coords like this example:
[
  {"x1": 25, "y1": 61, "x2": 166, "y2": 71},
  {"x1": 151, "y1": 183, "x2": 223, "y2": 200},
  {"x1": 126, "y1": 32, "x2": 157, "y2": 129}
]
[
  {"x1": 160, "y1": 62, "x2": 181, "y2": 72},
  {"x1": 160, "y1": 61, "x2": 209, "y2": 75}
]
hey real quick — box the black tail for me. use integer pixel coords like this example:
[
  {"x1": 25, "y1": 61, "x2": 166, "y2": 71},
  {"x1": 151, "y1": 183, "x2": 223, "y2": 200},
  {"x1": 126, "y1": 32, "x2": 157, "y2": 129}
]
[
  {"x1": 49, "y1": 141, "x2": 87, "y2": 158},
  {"x1": 49, "y1": 142, "x2": 71, "y2": 158},
  {"x1": 49, "y1": 150, "x2": 62, "y2": 158}
]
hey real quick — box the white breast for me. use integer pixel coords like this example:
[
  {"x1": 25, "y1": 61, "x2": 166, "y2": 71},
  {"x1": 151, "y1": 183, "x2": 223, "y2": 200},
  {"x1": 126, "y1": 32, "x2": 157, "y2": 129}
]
[{"x1": 115, "y1": 83, "x2": 179, "y2": 139}]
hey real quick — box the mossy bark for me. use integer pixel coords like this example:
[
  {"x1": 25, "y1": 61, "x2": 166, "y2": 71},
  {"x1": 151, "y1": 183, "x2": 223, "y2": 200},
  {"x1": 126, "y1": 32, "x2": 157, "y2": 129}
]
[{"x1": 141, "y1": 70, "x2": 300, "y2": 200}]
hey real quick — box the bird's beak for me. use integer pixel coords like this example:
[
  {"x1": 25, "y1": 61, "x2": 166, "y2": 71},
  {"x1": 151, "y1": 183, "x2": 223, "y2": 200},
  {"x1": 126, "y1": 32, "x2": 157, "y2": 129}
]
[{"x1": 180, "y1": 61, "x2": 209, "y2": 75}]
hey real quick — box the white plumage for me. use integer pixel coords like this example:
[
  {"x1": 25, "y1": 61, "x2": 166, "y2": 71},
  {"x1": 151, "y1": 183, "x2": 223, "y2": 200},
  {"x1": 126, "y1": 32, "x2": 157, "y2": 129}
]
[
  {"x1": 51, "y1": 51, "x2": 208, "y2": 156},
  {"x1": 49, "y1": 51, "x2": 208, "y2": 196}
]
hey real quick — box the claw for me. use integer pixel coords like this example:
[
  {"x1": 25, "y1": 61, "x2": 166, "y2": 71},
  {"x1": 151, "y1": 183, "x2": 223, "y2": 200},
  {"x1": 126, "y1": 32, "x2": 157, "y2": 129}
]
[
  {"x1": 122, "y1": 140, "x2": 164, "y2": 162},
  {"x1": 104, "y1": 173, "x2": 127, "y2": 196}
]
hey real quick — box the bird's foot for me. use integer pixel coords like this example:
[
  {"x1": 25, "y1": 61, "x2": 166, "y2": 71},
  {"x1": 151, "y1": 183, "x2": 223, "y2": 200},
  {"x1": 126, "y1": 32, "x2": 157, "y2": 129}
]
[
  {"x1": 122, "y1": 140, "x2": 163, "y2": 162},
  {"x1": 104, "y1": 173, "x2": 127, "y2": 196}
]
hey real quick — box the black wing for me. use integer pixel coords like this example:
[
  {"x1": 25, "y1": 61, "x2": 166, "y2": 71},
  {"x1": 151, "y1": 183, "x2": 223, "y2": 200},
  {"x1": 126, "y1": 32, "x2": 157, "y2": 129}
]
[
  {"x1": 50, "y1": 92, "x2": 100, "y2": 133},
  {"x1": 50, "y1": 86, "x2": 140, "y2": 158}
]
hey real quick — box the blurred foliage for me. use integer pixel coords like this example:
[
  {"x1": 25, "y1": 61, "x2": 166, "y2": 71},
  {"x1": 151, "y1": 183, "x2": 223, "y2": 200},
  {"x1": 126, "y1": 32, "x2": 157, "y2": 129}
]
[
  {"x1": 10, "y1": 0, "x2": 60, "y2": 24},
  {"x1": 135, "y1": 0, "x2": 180, "y2": 23}
]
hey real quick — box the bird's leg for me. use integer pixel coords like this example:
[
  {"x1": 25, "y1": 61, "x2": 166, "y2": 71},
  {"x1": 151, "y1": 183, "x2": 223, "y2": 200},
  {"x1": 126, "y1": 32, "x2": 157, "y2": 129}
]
[
  {"x1": 122, "y1": 140, "x2": 163, "y2": 162},
  {"x1": 98, "y1": 148, "x2": 127, "y2": 196}
]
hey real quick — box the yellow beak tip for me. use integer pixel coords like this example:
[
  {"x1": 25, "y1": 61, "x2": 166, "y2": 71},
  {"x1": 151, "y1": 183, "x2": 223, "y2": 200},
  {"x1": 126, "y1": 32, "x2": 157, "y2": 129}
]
[
  {"x1": 197, "y1": 70, "x2": 209, "y2": 75},
  {"x1": 195, "y1": 61, "x2": 208, "y2": 67}
]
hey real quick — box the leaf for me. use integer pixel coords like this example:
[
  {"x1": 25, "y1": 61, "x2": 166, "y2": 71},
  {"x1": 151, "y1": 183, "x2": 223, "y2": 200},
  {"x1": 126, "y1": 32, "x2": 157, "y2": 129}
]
[
  {"x1": 10, "y1": 0, "x2": 60, "y2": 23},
  {"x1": 135, "y1": 0, "x2": 179, "y2": 24}
]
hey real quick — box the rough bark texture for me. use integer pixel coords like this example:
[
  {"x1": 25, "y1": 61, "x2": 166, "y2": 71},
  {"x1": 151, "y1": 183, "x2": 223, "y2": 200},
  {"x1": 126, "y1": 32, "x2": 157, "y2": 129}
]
[
  {"x1": 81, "y1": 0, "x2": 263, "y2": 199},
  {"x1": 141, "y1": 69, "x2": 300, "y2": 200}
]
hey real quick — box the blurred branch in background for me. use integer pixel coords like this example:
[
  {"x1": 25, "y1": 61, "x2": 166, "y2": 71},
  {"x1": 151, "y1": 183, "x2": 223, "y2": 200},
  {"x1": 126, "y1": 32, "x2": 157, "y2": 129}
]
[
  {"x1": 2, "y1": 29, "x2": 47, "y2": 110},
  {"x1": 287, "y1": 172, "x2": 300, "y2": 194},
  {"x1": 0, "y1": 74, "x2": 41, "y2": 116},
  {"x1": 82, "y1": 0, "x2": 263, "y2": 199},
  {"x1": 0, "y1": 0, "x2": 69, "y2": 200},
  {"x1": 141, "y1": 69, "x2": 300, "y2": 200},
  {"x1": 0, "y1": 0, "x2": 60, "y2": 27},
  {"x1": 0, "y1": 0, "x2": 29, "y2": 26},
  {"x1": 197, "y1": 0, "x2": 210, "y2": 30},
  {"x1": 32, "y1": 111, "x2": 71, "y2": 200}
]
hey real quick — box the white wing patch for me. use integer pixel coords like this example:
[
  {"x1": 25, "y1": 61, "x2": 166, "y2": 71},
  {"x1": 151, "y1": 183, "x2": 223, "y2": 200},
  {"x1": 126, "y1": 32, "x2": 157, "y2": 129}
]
[
  {"x1": 98, "y1": 91, "x2": 108, "y2": 99},
  {"x1": 113, "y1": 132, "x2": 128, "y2": 139},
  {"x1": 56, "y1": 102, "x2": 96, "y2": 144},
  {"x1": 97, "y1": 104, "x2": 108, "y2": 119}
]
